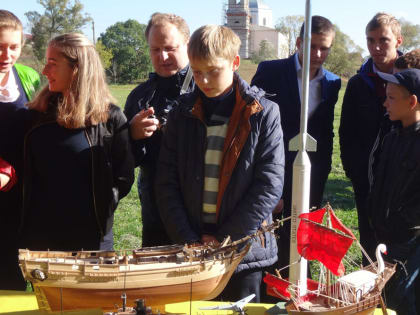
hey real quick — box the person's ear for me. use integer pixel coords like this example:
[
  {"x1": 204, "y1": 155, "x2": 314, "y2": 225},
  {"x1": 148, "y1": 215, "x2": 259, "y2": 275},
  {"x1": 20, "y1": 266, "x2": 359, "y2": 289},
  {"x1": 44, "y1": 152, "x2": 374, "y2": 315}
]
[
  {"x1": 396, "y1": 35, "x2": 403, "y2": 49},
  {"x1": 72, "y1": 65, "x2": 78, "y2": 79},
  {"x1": 232, "y1": 55, "x2": 240, "y2": 71},
  {"x1": 409, "y1": 94, "x2": 418, "y2": 109},
  {"x1": 296, "y1": 37, "x2": 302, "y2": 51}
]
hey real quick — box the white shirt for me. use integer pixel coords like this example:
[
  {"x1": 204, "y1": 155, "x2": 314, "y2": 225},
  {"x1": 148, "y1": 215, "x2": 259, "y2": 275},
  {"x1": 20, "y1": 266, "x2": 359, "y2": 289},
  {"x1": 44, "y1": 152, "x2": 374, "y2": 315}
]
[
  {"x1": 0, "y1": 70, "x2": 20, "y2": 103},
  {"x1": 294, "y1": 53, "x2": 324, "y2": 118}
]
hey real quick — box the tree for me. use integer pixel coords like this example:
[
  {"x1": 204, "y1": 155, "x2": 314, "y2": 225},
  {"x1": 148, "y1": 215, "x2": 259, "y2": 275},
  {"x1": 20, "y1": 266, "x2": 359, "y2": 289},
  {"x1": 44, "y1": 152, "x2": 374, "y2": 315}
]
[
  {"x1": 323, "y1": 26, "x2": 364, "y2": 78},
  {"x1": 275, "y1": 15, "x2": 304, "y2": 56},
  {"x1": 250, "y1": 40, "x2": 277, "y2": 64},
  {"x1": 99, "y1": 19, "x2": 152, "y2": 84},
  {"x1": 399, "y1": 18, "x2": 420, "y2": 53},
  {"x1": 25, "y1": 0, "x2": 91, "y2": 62},
  {"x1": 95, "y1": 40, "x2": 113, "y2": 70}
]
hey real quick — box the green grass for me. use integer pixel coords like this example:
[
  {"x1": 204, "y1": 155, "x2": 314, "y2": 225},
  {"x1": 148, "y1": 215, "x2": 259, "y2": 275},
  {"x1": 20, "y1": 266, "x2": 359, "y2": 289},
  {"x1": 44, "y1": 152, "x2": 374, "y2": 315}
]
[
  {"x1": 110, "y1": 84, "x2": 142, "y2": 250},
  {"x1": 314, "y1": 81, "x2": 363, "y2": 275},
  {"x1": 110, "y1": 78, "x2": 362, "y2": 274}
]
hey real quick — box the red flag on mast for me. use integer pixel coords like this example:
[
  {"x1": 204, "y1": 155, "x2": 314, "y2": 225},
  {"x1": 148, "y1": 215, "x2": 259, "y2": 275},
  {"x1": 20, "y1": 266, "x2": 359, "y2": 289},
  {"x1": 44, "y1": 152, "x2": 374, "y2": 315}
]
[{"x1": 296, "y1": 208, "x2": 354, "y2": 276}]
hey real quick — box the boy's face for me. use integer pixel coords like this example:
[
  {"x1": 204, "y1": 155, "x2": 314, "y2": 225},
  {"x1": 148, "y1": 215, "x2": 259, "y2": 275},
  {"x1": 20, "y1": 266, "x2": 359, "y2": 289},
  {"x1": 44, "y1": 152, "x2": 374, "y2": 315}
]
[
  {"x1": 296, "y1": 32, "x2": 334, "y2": 74},
  {"x1": 190, "y1": 55, "x2": 240, "y2": 98},
  {"x1": 0, "y1": 29, "x2": 22, "y2": 75},
  {"x1": 366, "y1": 25, "x2": 402, "y2": 70},
  {"x1": 384, "y1": 83, "x2": 414, "y2": 126}
]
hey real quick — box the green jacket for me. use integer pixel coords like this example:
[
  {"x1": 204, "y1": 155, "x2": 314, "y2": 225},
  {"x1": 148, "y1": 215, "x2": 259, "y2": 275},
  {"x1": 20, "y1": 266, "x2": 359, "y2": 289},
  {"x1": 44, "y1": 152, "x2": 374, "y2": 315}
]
[{"x1": 14, "y1": 63, "x2": 40, "y2": 101}]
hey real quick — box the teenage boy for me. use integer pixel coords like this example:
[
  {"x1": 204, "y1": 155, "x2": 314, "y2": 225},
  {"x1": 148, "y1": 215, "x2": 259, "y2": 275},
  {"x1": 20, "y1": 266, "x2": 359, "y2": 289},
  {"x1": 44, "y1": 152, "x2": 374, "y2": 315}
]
[
  {"x1": 368, "y1": 68, "x2": 420, "y2": 315},
  {"x1": 155, "y1": 25, "x2": 284, "y2": 302},
  {"x1": 124, "y1": 13, "x2": 194, "y2": 247},
  {"x1": 368, "y1": 50, "x2": 420, "y2": 181},
  {"x1": 251, "y1": 16, "x2": 340, "y2": 276},
  {"x1": 339, "y1": 13, "x2": 402, "y2": 262}
]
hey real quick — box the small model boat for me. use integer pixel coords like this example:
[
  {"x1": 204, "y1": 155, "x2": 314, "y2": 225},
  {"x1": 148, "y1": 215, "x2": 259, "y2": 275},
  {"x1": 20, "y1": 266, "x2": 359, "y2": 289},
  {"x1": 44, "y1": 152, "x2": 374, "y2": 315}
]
[
  {"x1": 264, "y1": 206, "x2": 396, "y2": 315},
  {"x1": 19, "y1": 223, "x2": 279, "y2": 313}
]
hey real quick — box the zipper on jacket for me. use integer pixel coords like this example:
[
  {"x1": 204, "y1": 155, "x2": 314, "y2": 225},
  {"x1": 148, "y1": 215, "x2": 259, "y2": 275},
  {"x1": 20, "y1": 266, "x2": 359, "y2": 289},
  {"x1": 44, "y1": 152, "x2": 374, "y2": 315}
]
[{"x1": 84, "y1": 130, "x2": 105, "y2": 240}]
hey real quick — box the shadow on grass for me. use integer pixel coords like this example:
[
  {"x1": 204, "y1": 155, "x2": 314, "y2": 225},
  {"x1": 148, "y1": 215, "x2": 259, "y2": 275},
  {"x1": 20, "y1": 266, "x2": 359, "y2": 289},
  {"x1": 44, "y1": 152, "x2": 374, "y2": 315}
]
[{"x1": 323, "y1": 178, "x2": 356, "y2": 211}]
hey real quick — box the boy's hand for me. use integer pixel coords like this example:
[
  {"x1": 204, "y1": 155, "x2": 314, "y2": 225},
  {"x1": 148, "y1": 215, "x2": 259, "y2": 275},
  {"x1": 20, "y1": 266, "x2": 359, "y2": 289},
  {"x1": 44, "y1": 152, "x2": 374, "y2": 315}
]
[
  {"x1": 273, "y1": 199, "x2": 284, "y2": 214},
  {"x1": 201, "y1": 234, "x2": 220, "y2": 247},
  {"x1": 129, "y1": 108, "x2": 160, "y2": 140}
]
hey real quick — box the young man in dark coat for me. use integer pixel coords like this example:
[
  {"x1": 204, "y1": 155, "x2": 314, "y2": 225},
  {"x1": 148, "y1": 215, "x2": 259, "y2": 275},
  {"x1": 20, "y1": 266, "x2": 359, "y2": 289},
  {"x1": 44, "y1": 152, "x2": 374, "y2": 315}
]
[
  {"x1": 124, "y1": 13, "x2": 194, "y2": 247},
  {"x1": 251, "y1": 16, "x2": 340, "y2": 276},
  {"x1": 339, "y1": 13, "x2": 402, "y2": 262},
  {"x1": 369, "y1": 68, "x2": 420, "y2": 315},
  {"x1": 155, "y1": 25, "x2": 284, "y2": 303}
]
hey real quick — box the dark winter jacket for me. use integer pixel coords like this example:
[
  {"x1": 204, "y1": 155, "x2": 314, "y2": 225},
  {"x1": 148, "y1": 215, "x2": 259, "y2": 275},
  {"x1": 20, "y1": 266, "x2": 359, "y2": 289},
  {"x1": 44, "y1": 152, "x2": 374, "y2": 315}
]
[
  {"x1": 339, "y1": 57, "x2": 398, "y2": 195},
  {"x1": 20, "y1": 104, "x2": 134, "y2": 240},
  {"x1": 155, "y1": 73, "x2": 285, "y2": 272},
  {"x1": 124, "y1": 67, "x2": 195, "y2": 170},
  {"x1": 369, "y1": 121, "x2": 420, "y2": 249}
]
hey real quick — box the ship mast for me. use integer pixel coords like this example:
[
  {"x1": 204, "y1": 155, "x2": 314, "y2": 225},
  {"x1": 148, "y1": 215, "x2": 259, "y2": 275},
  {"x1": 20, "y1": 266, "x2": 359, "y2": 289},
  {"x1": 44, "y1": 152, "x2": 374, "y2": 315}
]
[{"x1": 288, "y1": 0, "x2": 316, "y2": 297}]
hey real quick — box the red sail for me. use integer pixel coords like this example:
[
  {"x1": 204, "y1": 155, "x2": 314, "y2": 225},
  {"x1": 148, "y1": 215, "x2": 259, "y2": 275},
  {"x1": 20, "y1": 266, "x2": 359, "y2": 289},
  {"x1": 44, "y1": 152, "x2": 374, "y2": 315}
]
[
  {"x1": 264, "y1": 273, "x2": 291, "y2": 300},
  {"x1": 297, "y1": 208, "x2": 354, "y2": 276},
  {"x1": 264, "y1": 274, "x2": 321, "y2": 301},
  {"x1": 329, "y1": 209, "x2": 357, "y2": 240}
]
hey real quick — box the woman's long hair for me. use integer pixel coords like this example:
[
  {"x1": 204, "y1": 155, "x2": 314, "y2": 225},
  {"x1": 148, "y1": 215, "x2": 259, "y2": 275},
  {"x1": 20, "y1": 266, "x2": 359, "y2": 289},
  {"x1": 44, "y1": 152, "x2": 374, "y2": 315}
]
[{"x1": 28, "y1": 33, "x2": 115, "y2": 128}]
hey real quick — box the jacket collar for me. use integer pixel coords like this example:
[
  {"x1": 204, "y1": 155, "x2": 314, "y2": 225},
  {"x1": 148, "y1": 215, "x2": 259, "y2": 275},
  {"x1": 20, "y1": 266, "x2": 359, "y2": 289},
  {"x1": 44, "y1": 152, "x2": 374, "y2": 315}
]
[
  {"x1": 358, "y1": 51, "x2": 404, "y2": 90},
  {"x1": 397, "y1": 120, "x2": 420, "y2": 136},
  {"x1": 191, "y1": 72, "x2": 264, "y2": 121},
  {"x1": 290, "y1": 53, "x2": 330, "y2": 104}
]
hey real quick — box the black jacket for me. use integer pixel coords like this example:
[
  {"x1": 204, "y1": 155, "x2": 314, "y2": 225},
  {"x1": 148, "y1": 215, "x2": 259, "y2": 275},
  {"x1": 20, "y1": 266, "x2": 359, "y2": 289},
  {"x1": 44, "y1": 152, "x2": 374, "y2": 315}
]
[
  {"x1": 339, "y1": 58, "x2": 395, "y2": 194},
  {"x1": 156, "y1": 74, "x2": 284, "y2": 271},
  {"x1": 124, "y1": 67, "x2": 195, "y2": 171},
  {"x1": 369, "y1": 121, "x2": 420, "y2": 248},
  {"x1": 20, "y1": 104, "x2": 134, "y2": 240}
]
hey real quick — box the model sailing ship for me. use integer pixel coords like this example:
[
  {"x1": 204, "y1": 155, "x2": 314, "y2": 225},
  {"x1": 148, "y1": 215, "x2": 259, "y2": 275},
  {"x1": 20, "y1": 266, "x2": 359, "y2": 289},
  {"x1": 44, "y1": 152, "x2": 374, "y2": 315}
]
[
  {"x1": 19, "y1": 222, "x2": 279, "y2": 313},
  {"x1": 264, "y1": 206, "x2": 396, "y2": 315}
]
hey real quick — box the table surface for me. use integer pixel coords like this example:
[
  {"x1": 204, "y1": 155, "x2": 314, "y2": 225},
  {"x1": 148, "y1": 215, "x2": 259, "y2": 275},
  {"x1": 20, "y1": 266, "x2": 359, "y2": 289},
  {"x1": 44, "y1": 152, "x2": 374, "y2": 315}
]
[{"x1": 0, "y1": 290, "x2": 395, "y2": 315}]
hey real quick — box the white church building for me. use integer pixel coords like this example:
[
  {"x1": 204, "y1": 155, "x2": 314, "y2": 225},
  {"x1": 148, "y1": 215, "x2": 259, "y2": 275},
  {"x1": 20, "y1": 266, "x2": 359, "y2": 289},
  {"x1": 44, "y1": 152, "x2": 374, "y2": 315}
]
[{"x1": 226, "y1": 0, "x2": 288, "y2": 59}]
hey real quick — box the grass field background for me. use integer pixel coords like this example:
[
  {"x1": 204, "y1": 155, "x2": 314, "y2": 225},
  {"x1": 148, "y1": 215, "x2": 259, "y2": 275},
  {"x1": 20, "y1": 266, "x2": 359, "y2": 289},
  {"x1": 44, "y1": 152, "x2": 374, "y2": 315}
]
[{"x1": 110, "y1": 61, "x2": 362, "y2": 271}]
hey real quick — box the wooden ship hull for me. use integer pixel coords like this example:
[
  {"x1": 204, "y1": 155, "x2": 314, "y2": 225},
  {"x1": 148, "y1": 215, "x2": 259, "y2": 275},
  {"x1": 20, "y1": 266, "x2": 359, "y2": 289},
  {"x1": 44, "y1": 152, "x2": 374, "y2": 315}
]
[
  {"x1": 19, "y1": 243, "x2": 250, "y2": 313},
  {"x1": 286, "y1": 296, "x2": 379, "y2": 315},
  {"x1": 280, "y1": 262, "x2": 396, "y2": 315}
]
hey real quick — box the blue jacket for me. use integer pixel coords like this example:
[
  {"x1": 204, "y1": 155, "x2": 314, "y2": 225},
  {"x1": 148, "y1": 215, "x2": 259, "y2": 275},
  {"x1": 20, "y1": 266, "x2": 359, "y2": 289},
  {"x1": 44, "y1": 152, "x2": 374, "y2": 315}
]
[
  {"x1": 155, "y1": 73, "x2": 285, "y2": 271},
  {"x1": 252, "y1": 54, "x2": 341, "y2": 169}
]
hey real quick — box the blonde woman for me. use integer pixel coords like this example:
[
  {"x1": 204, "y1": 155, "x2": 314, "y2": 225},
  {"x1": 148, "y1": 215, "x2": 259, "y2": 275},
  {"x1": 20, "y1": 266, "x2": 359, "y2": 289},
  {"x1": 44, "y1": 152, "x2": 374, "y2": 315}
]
[
  {"x1": 0, "y1": 9, "x2": 40, "y2": 290},
  {"x1": 20, "y1": 33, "x2": 134, "y2": 253}
]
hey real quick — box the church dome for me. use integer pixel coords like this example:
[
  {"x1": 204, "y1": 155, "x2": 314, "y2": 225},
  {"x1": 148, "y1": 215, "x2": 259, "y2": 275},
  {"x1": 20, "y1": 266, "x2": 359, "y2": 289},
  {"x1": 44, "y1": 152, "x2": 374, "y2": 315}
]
[{"x1": 249, "y1": 0, "x2": 269, "y2": 9}]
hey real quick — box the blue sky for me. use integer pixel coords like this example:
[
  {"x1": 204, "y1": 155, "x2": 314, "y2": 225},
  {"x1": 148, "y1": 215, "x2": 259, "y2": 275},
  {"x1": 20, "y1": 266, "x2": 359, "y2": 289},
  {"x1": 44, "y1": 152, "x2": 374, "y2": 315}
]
[{"x1": 4, "y1": 0, "x2": 419, "y2": 55}]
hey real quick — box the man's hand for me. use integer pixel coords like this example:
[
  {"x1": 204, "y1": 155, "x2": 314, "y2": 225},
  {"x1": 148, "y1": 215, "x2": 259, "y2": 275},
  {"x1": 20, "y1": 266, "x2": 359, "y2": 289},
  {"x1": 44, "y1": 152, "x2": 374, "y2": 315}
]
[
  {"x1": 201, "y1": 234, "x2": 220, "y2": 247},
  {"x1": 129, "y1": 107, "x2": 160, "y2": 140}
]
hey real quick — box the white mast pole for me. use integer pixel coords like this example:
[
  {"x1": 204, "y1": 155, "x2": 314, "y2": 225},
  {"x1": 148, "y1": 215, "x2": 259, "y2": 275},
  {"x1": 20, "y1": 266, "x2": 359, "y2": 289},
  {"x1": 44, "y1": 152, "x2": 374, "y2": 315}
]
[{"x1": 288, "y1": 0, "x2": 316, "y2": 297}]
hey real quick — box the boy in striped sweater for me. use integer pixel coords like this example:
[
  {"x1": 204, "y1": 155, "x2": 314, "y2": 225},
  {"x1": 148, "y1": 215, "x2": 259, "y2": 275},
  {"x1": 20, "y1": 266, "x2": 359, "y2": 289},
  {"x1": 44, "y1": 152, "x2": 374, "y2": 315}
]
[{"x1": 156, "y1": 25, "x2": 284, "y2": 302}]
